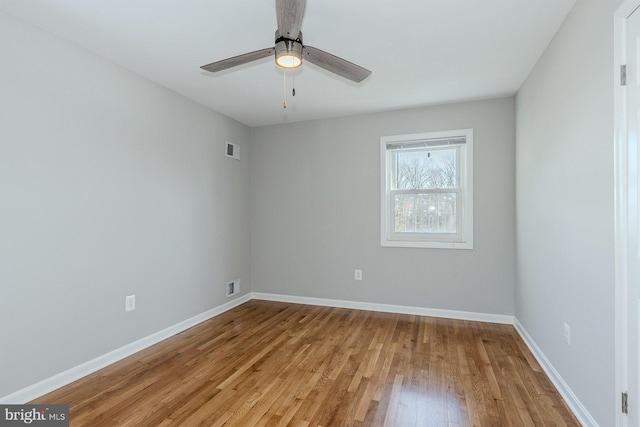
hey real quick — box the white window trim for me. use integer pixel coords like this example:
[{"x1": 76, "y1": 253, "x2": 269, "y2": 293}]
[{"x1": 380, "y1": 129, "x2": 473, "y2": 249}]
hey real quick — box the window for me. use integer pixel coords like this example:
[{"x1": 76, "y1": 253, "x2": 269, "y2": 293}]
[{"x1": 380, "y1": 129, "x2": 473, "y2": 249}]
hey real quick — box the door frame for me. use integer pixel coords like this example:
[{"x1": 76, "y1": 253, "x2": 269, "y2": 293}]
[{"x1": 615, "y1": 1, "x2": 640, "y2": 426}]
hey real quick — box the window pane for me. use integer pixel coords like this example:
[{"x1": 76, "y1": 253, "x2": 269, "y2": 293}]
[
  {"x1": 394, "y1": 193, "x2": 457, "y2": 233},
  {"x1": 395, "y1": 148, "x2": 457, "y2": 190}
]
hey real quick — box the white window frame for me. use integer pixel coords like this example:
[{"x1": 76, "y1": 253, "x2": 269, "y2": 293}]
[{"x1": 380, "y1": 129, "x2": 473, "y2": 249}]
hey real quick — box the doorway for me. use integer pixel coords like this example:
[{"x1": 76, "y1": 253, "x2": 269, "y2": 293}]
[{"x1": 615, "y1": 1, "x2": 640, "y2": 426}]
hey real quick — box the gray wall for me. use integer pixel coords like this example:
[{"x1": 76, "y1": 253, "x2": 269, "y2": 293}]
[
  {"x1": 515, "y1": 0, "x2": 622, "y2": 425},
  {"x1": 250, "y1": 98, "x2": 515, "y2": 315},
  {"x1": 2, "y1": 2, "x2": 620, "y2": 424},
  {"x1": 0, "y1": 11, "x2": 251, "y2": 397}
]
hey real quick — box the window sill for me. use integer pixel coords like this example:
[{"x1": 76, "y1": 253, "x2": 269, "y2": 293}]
[{"x1": 380, "y1": 239, "x2": 473, "y2": 250}]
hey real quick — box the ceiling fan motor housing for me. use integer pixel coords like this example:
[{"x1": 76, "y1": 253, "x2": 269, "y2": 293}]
[{"x1": 275, "y1": 30, "x2": 303, "y2": 68}]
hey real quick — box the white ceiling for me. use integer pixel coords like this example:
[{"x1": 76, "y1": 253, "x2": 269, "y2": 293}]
[{"x1": 0, "y1": 0, "x2": 575, "y2": 127}]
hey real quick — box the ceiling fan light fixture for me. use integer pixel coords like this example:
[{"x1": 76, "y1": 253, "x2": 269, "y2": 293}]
[
  {"x1": 276, "y1": 52, "x2": 302, "y2": 68},
  {"x1": 201, "y1": 2, "x2": 372, "y2": 83},
  {"x1": 275, "y1": 33, "x2": 303, "y2": 69}
]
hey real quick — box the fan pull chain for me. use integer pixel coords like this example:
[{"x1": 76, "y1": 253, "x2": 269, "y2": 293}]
[
  {"x1": 292, "y1": 72, "x2": 296, "y2": 97},
  {"x1": 283, "y1": 69, "x2": 287, "y2": 109}
]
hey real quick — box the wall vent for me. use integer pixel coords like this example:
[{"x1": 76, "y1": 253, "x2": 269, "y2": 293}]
[
  {"x1": 226, "y1": 279, "x2": 241, "y2": 297},
  {"x1": 225, "y1": 142, "x2": 240, "y2": 160}
]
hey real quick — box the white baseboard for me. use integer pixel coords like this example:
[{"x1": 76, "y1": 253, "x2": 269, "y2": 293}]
[
  {"x1": 0, "y1": 290, "x2": 593, "y2": 427},
  {"x1": 251, "y1": 292, "x2": 514, "y2": 324},
  {"x1": 0, "y1": 292, "x2": 514, "y2": 404},
  {"x1": 513, "y1": 318, "x2": 598, "y2": 427},
  {"x1": 0, "y1": 293, "x2": 252, "y2": 404}
]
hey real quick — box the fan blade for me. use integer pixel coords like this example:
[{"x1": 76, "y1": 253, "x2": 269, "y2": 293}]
[
  {"x1": 276, "y1": 0, "x2": 306, "y2": 39},
  {"x1": 303, "y1": 46, "x2": 371, "y2": 83},
  {"x1": 201, "y1": 47, "x2": 275, "y2": 73}
]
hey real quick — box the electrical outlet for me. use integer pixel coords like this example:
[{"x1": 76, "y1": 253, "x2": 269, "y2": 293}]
[
  {"x1": 125, "y1": 295, "x2": 136, "y2": 312},
  {"x1": 563, "y1": 322, "x2": 570, "y2": 346},
  {"x1": 354, "y1": 269, "x2": 362, "y2": 281}
]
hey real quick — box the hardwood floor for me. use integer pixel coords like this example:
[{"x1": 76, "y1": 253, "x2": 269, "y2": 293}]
[{"x1": 32, "y1": 300, "x2": 580, "y2": 426}]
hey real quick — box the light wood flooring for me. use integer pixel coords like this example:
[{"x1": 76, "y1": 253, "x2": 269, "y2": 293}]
[{"x1": 33, "y1": 300, "x2": 580, "y2": 426}]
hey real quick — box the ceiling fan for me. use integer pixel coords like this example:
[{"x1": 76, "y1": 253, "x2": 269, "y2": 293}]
[{"x1": 200, "y1": 0, "x2": 372, "y2": 83}]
